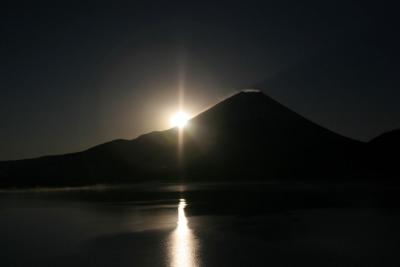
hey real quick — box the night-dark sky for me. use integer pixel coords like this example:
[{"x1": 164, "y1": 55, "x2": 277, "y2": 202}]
[{"x1": 1, "y1": 1, "x2": 400, "y2": 160}]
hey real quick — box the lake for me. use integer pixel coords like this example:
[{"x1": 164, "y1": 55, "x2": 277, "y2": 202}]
[{"x1": 1, "y1": 182, "x2": 399, "y2": 267}]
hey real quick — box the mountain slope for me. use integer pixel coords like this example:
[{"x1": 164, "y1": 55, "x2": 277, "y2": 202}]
[
  {"x1": 0, "y1": 91, "x2": 364, "y2": 187},
  {"x1": 183, "y1": 91, "x2": 363, "y2": 177},
  {"x1": 253, "y1": 44, "x2": 400, "y2": 141}
]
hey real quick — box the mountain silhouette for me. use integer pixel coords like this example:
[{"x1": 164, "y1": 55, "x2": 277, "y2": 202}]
[
  {"x1": 367, "y1": 129, "x2": 400, "y2": 177},
  {"x1": 0, "y1": 91, "x2": 389, "y2": 188}
]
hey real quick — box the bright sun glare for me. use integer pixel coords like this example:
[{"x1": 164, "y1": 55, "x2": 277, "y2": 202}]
[{"x1": 170, "y1": 111, "x2": 189, "y2": 128}]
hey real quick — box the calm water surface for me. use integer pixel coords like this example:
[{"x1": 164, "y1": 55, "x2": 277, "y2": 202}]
[{"x1": 1, "y1": 182, "x2": 400, "y2": 267}]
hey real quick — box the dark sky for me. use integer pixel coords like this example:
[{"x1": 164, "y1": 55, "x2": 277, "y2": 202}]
[{"x1": 1, "y1": 0, "x2": 400, "y2": 160}]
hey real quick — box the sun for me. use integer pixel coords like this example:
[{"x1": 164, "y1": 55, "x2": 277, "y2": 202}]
[{"x1": 170, "y1": 111, "x2": 189, "y2": 128}]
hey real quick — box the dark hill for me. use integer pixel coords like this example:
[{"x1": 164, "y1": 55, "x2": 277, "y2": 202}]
[
  {"x1": 0, "y1": 91, "x2": 365, "y2": 188},
  {"x1": 367, "y1": 129, "x2": 400, "y2": 176},
  {"x1": 370, "y1": 129, "x2": 400, "y2": 149}
]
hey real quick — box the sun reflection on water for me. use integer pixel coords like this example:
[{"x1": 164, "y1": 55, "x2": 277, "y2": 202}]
[{"x1": 168, "y1": 198, "x2": 199, "y2": 267}]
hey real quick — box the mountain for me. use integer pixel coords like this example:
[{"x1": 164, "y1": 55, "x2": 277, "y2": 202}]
[{"x1": 0, "y1": 91, "x2": 366, "y2": 188}]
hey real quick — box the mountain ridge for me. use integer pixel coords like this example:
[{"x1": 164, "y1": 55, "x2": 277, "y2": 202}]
[{"x1": 0, "y1": 90, "x2": 395, "y2": 188}]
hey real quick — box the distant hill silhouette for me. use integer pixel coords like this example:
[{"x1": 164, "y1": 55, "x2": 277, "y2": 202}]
[
  {"x1": 0, "y1": 91, "x2": 395, "y2": 188},
  {"x1": 367, "y1": 129, "x2": 400, "y2": 177}
]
